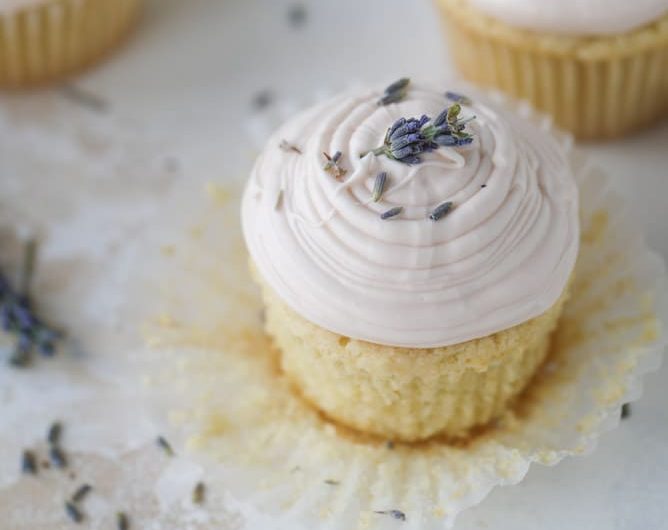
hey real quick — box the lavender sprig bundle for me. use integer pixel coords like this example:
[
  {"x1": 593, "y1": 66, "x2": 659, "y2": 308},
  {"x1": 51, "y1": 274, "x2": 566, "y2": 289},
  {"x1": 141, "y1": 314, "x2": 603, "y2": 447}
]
[
  {"x1": 0, "y1": 242, "x2": 60, "y2": 367},
  {"x1": 364, "y1": 102, "x2": 475, "y2": 165}
]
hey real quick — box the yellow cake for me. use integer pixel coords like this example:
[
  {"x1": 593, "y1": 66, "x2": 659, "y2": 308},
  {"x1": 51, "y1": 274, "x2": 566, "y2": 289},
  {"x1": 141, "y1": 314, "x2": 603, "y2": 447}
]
[
  {"x1": 0, "y1": 0, "x2": 141, "y2": 88},
  {"x1": 257, "y1": 269, "x2": 570, "y2": 441},
  {"x1": 242, "y1": 81, "x2": 580, "y2": 442},
  {"x1": 436, "y1": 0, "x2": 668, "y2": 139}
]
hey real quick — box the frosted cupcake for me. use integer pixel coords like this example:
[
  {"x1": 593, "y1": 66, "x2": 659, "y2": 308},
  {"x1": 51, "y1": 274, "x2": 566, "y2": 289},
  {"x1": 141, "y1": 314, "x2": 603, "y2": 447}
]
[
  {"x1": 242, "y1": 80, "x2": 579, "y2": 442},
  {"x1": 437, "y1": 0, "x2": 668, "y2": 139},
  {"x1": 0, "y1": 0, "x2": 141, "y2": 88}
]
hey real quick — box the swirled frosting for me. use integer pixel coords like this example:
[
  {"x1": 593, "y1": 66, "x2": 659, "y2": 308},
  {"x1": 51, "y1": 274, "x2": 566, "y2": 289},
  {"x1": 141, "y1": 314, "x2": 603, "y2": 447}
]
[
  {"x1": 242, "y1": 84, "x2": 579, "y2": 348},
  {"x1": 468, "y1": 0, "x2": 667, "y2": 35}
]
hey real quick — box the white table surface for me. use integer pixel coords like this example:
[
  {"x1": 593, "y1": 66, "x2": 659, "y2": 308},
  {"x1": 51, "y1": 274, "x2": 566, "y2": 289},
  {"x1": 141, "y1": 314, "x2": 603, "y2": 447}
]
[{"x1": 2, "y1": 0, "x2": 667, "y2": 528}]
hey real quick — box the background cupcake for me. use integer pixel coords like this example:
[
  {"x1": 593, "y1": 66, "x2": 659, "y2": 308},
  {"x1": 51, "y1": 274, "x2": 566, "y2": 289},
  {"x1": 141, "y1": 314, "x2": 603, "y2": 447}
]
[
  {"x1": 0, "y1": 0, "x2": 141, "y2": 88},
  {"x1": 242, "y1": 82, "x2": 580, "y2": 442},
  {"x1": 437, "y1": 0, "x2": 668, "y2": 139}
]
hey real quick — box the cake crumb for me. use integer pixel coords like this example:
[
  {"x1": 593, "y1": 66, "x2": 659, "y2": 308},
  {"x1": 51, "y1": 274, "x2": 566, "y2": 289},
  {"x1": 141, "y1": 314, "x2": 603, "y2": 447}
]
[
  {"x1": 160, "y1": 244, "x2": 176, "y2": 256},
  {"x1": 205, "y1": 182, "x2": 231, "y2": 207}
]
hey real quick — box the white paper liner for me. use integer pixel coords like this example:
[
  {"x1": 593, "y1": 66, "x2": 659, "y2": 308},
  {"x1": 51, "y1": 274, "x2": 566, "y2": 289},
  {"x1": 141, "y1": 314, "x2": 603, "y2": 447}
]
[
  {"x1": 134, "y1": 95, "x2": 668, "y2": 528},
  {"x1": 0, "y1": 87, "x2": 665, "y2": 529}
]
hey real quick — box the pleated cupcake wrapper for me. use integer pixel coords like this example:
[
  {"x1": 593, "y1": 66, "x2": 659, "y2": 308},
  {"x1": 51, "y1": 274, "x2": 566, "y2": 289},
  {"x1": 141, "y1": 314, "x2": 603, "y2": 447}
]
[
  {"x1": 134, "y1": 92, "x2": 668, "y2": 529},
  {"x1": 0, "y1": 0, "x2": 141, "y2": 87},
  {"x1": 437, "y1": 0, "x2": 668, "y2": 139}
]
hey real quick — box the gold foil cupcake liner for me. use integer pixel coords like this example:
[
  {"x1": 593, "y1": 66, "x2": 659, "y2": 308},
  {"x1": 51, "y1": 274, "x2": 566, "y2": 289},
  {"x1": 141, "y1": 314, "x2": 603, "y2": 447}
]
[
  {"x1": 135, "y1": 94, "x2": 667, "y2": 528},
  {"x1": 0, "y1": 0, "x2": 141, "y2": 87},
  {"x1": 437, "y1": 0, "x2": 668, "y2": 139}
]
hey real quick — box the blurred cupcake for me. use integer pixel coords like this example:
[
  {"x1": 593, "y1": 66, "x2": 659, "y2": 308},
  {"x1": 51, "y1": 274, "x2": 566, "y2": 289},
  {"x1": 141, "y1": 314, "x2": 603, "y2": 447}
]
[
  {"x1": 436, "y1": 0, "x2": 668, "y2": 139},
  {"x1": 242, "y1": 80, "x2": 580, "y2": 442},
  {"x1": 0, "y1": 0, "x2": 141, "y2": 88}
]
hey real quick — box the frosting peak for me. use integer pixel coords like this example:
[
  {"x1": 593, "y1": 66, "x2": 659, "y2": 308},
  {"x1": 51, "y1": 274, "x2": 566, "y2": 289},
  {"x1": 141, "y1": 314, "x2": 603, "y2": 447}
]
[
  {"x1": 468, "y1": 0, "x2": 667, "y2": 35},
  {"x1": 242, "y1": 84, "x2": 579, "y2": 348}
]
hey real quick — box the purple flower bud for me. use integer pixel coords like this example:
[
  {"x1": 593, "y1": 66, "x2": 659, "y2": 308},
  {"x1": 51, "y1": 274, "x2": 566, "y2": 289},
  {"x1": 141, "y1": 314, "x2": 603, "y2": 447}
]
[
  {"x1": 387, "y1": 118, "x2": 406, "y2": 139},
  {"x1": 389, "y1": 120, "x2": 422, "y2": 141},
  {"x1": 14, "y1": 305, "x2": 36, "y2": 330},
  {"x1": 433, "y1": 109, "x2": 449, "y2": 127},
  {"x1": 434, "y1": 134, "x2": 458, "y2": 146},
  {"x1": 390, "y1": 133, "x2": 423, "y2": 152},
  {"x1": 393, "y1": 145, "x2": 423, "y2": 160}
]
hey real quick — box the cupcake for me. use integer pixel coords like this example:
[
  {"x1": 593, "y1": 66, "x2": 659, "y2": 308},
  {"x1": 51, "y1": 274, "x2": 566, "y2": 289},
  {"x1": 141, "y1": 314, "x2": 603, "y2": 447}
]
[
  {"x1": 436, "y1": 0, "x2": 668, "y2": 139},
  {"x1": 242, "y1": 80, "x2": 579, "y2": 442},
  {"x1": 0, "y1": 0, "x2": 141, "y2": 88}
]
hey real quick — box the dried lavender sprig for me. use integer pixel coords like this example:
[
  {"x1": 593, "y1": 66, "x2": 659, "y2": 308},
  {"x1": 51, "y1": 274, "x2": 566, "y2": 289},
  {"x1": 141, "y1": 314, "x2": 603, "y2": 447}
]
[
  {"x1": 372, "y1": 172, "x2": 388, "y2": 202},
  {"x1": 2, "y1": 241, "x2": 61, "y2": 367},
  {"x1": 374, "y1": 509, "x2": 406, "y2": 521},
  {"x1": 429, "y1": 201, "x2": 454, "y2": 221},
  {"x1": 380, "y1": 206, "x2": 403, "y2": 220},
  {"x1": 363, "y1": 103, "x2": 475, "y2": 165}
]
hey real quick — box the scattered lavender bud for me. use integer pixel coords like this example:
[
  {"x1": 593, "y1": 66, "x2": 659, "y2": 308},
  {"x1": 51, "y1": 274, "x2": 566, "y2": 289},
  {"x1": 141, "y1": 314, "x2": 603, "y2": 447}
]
[
  {"x1": 47, "y1": 422, "x2": 62, "y2": 445},
  {"x1": 21, "y1": 450, "x2": 37, "y2": 475},
  {"x1": 445, "y1": 91, "x2": 472, "y2": 105},
  {"x1": 251, "y1": 90, "x2": 273, "y2": 111},
  {"x1": 279, "y1": 139, "x2": 302, "y2": 154},
  {"x1": 193, "y1": 481, "x2": 206, "y2": 505},
  {"x1": 372, "y1": 172, "x2": 388, "y2": 202},
  {"x1": 49, "y1": 445, "x2": 67, "y2": 469},
  {"x1": 59, "y1": 84, "x2": 109, "y2": 113},
  {"x1": 287, "y1": 4, "x2": 307, "y2": 28},
  {"x1": 429, "y1": 201, "x2": 454, "y2": 222},
  {"x1": 2, "y1": 240, "x2": 62, "y2": 367},
  {"x1": 65, "y1": 501, "x2": 84, "y2": 523},
  {"x1": 70, "y1": 484, "x2": 92, "y2": 503},
  {"x1": 156, "y1": 436, "x2": 174, "y2": 456},
  {"x1": 380, "y1": 206, "x2": 403, "y2": 220},
  {"x1": 621, "y1": 403, "x2": 631, "y2": 419},
  {"x1": 374, "y1": 509, "x2": 406, "y2": 521},
  {"x1": 323, "y1": 151, "x2": 347, "y2": 180},
  {"x1": 378, "y1": 78, "x2": 410, "y2": 106}
]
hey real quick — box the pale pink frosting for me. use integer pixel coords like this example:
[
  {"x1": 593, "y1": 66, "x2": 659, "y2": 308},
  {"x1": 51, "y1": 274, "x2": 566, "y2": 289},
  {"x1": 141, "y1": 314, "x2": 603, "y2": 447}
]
[
  {"x1": 242, "y1": 84, "x2": 579, "y2": 348},
  {"x1": 468, "y1": 0, "x2": 667, "y2": 35}
]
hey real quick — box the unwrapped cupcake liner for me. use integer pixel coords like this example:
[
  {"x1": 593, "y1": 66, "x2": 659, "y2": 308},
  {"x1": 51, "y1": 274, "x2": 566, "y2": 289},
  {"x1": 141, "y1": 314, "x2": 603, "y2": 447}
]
[
  {"x1": 0, "y1": 0, "x2": 141, "y2": 87},
  {"x1": 436, "y1": 0, "x2": 668, "y2": 139},
  {"x1": 135, "y1": 92, "x2": 668, "y2": 529}
]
